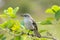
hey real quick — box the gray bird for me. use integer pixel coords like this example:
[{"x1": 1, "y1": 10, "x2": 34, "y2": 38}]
[{"x1": 21, "y1": 14, "x2": 41, "y2": 38}]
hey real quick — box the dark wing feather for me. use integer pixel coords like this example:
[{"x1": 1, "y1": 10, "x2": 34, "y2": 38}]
[{"x1": 32, "y1": 20, "x2": 38, "y2": 30}]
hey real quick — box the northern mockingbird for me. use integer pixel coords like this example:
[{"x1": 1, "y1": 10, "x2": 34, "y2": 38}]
[{"x1": 21, "y1": 14, "x2": 41, "y2": 38}]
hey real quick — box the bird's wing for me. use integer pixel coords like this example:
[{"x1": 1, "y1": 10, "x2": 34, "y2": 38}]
[{"x1": 31, "y1": 19, "x2": 38, "y2": 30}]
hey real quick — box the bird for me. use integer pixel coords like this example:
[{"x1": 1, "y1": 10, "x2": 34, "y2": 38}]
[{"x1": 21, "y1": 14, "x2": 41, "y2": 38}]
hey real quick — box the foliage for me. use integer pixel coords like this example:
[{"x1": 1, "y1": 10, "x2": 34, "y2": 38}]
[
  {"x1": 0, "y1": 7, "x2": 21, "y2": 40},
  {"x1": 4, "y1": 7, "x2": 19, "y2": 18},
  {"x1": 40, "y1": 5, "x2": 60, "y2": 25},
  {"x1": 40, "y1": 17, "x2": 53, "y2": 25},
  {"x1": 0, "y1": 7, "x2": 56, "y2": 40},
  {"x1": 45, "y1": 5, "x2": 60, "y2": 21}
]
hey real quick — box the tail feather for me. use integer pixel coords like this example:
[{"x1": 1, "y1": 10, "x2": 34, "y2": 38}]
[{"x1": 33, "y1": 29, "x2": 41, "y2": 38}]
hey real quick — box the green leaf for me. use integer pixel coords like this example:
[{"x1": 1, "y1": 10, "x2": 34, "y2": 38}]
[
  {"x1": 40, "y1": 17, "x2": 53, "y2": 25},
  {"x1": 51, "y1": 5, "x2": 60, "y2": 12},
  {"x1": 13, "y1": 36, "x2": 20, "y2": 40},
  {"x1": 3, "y1": 7, "x2": 19, "y2": 18},
  {"x1": 0, "y1": 14, "x2": 7, "y2": 18},
  {"x1": 45, "y1": 5, "x2": 60, "y2": 21},
  {"x1": 14, "y1": 7, "x2": 19, "y2": 14},
  {"x1": 45, "y1": 8, "x2": 54, "y2": 14},
  {"x1": 1, "y1": 36, "x2": 6, "y2": 40},
  {"x1": 11, "y1": 20, "x2": 20, "y2": 32},
  {"x1": 12, "y1": 36, "x2": 22, "y2": 40},
  {"x1": 20, "y1": 21, "x2": 24, "y2": 26},
  {"x1": 39, "y1": 30, "x2": 47, "y2": 33},
  {"x1": 4, "y1": 10, "x2": 7, "y2": 14},
  {"x1": 40, "y1": 20, "x2": 52, "y2": 25},
  {"x1": 55, "y1": 10, "x2": 60, "y2": 20},
  {"x1": 1, "y1": 19, "x2": 14, "y2": 28},
  {"x1": 0, "y1": 34, "x2": 4, "y2": 39},
  {"x1": 7, "y1": 7, "x2": 13, "y2": 14},
  {"x1": 0, "y1": 34, "x2": 6, "y2": 40},
  {"x1": 12, "y1": 35, "x2": 26, "y2": 40},
  {"x1": 21, "y1": 34, "x2": 28, "y2": 40}
]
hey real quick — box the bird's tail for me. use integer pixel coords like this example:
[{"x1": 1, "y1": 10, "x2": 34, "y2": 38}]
[{"x1": 33, "y1": 29, "x2": 41, "y2": 38}]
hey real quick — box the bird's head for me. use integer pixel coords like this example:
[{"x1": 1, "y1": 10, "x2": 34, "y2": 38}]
[{"x1": 21, "y1": 14, "x2": 31, "y2": 18}]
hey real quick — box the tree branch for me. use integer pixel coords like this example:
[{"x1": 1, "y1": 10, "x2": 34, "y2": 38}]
[
  {"x1": 9, "y1": 31, "x2": 57, "y2": 40},
  {"x1": 0, "y1": 28, "x2": 57, "y2": 40}
]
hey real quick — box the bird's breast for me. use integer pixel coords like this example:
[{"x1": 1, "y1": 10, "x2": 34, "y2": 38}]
[{"x1": 24, "y1": 19, "x2": 34, "y2": 30}]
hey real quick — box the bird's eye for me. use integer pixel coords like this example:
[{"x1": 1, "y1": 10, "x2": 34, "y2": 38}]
[
  {"x1": 24, "y1": 14, "x2": 30, "y2": 17},
  {"x1": 24, "y1": 15, "x2": 28, "y2": 17},
  {"x1": 25, "y1": 16, "x2": 27, "y2": 17}
]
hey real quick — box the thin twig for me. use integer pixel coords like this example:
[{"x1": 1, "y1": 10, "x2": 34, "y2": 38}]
[{"x1": 41, "y1": 36, "x2": 56, "y2": 40}]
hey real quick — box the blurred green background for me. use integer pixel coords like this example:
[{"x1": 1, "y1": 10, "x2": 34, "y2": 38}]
[{"x1": 0, "y1": 0, "x2": 60, "y2": 40}]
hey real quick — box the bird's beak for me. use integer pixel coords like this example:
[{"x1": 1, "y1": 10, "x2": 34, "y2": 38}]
[{"x1": 20, "y1": 14, "x2": 24, "y2": 17}]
